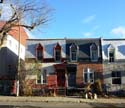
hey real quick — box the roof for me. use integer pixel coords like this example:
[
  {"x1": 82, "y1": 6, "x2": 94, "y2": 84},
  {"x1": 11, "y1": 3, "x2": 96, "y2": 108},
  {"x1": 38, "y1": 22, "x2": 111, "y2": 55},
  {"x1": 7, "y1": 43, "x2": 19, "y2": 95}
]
[
  {"x1": 103, "y1": 38, "x2": 125, "y2": 41},
  {"x1": 0, "y1": 21, "x2": 28, "y2": 46},
  {"x1": 27, "y1": 38, "x2": 101, "y2": 41}
]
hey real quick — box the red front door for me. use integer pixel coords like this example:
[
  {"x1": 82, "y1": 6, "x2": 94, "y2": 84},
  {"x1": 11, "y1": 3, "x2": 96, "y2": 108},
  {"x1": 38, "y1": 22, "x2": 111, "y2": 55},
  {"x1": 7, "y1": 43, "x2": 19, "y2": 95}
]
[{"x1": 57, "y1": 70, "x2": 65, "y2": 87}]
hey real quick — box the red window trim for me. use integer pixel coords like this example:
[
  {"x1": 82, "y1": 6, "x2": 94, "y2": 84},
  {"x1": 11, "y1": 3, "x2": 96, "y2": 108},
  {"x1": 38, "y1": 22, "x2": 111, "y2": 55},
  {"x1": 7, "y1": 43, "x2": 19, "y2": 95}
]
[
  {"x1": 36, "y1": 43, "x2": 44, "y2": 61},
  {"x1": 54, "y1": 43, "x2": 62, "y2": 61}
]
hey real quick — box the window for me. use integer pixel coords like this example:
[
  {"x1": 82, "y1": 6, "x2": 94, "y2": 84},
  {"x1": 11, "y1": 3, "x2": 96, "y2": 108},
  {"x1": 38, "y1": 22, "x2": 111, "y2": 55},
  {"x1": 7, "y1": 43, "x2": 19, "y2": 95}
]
[
  {"x1": 112, "y1": 71, "x2": 121, "y2": 84},
  {"x1": 54, "y1": 43, "x2": 61, "y2": 61},
  {"x1": 70, "y1": 43, "x2": 78, "y2": 62},
  {"x1": 55, "y1": 50, "x2": 61, "y2": 61},
  {"x1": 42, "y1": 69, "x2": 47, "y2": 84},
  {"x1": 36, "y1": 43, "x2": 43, "y2": 61},
  {"x1": 90, "y1": 43, "x2": 98, "y2": 61},
  {"x1": 37, "y1": 50, "x2": 43, "y2": 60},
  {"x1": 84, "y1": 68, "x2": 94, "y2": 83},
  {"x1": 109, "y1": 51, "x2": 115, "y2": 62},
  {"x1": 108, "y1": 44, "x2": 115, "y2": 62},
  {"x1": 37, "y1": 74, "x2": 41, "y2": 84}
]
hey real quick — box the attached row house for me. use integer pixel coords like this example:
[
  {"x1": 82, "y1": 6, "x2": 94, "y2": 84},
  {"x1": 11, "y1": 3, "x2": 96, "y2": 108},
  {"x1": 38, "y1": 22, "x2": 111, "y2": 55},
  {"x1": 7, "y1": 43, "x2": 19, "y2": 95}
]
[
  {"x1": 102, "y1": 39, "x2": 125, "y2": 95},
  {"x1": 25, "y1": 38, "x2": 125, "y2": 96},
  {"x1": 1, "y1": 32, "x2": 125, "y2": 96},
  {"x1": 0, "y1": 22, "x2": 28, "y2": 95}
]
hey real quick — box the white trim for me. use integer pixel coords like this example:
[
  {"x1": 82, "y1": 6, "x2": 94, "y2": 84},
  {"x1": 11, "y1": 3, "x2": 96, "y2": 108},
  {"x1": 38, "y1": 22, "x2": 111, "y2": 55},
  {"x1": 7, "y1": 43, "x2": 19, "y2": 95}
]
[
  {"x1": 108, "y1": 45, "x2": 115, "y2": 62},
  {"x1": 36, "y1": 74, "x2": 42, "y2": 84},
  {"x1": 70, "y1": 44, "x2": 79, "y2": 62},
  {"x1": 90, "y1": 44, "x2": 98, "y2": 62},
  {"x1": 83, "y1": 68, "x2": 94, "y2": 84}
]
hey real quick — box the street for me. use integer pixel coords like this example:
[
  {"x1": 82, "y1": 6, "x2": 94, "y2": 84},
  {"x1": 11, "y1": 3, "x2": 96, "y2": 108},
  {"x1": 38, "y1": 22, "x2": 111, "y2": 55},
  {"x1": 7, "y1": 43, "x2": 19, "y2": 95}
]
[{"x1": 0, "y1": 101, "x2": 125, "y2": 108}]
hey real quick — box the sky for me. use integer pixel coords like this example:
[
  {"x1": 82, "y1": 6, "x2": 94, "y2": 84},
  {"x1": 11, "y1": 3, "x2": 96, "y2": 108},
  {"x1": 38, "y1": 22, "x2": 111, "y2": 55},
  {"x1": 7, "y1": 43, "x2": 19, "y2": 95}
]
[
  {"x1": 1, "y1": 0, "x2": 125, "y2": 39},
  {"x1": 32, "y1": 0, "x2": 125, "y2": 39}
]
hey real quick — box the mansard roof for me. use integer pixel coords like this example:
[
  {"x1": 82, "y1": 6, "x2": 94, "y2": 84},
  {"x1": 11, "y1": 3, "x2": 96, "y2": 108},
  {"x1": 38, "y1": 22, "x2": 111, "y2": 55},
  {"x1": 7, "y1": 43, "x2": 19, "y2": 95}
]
[{"x1": 26, "y1": 39, "x2": 66, "y2": 59}]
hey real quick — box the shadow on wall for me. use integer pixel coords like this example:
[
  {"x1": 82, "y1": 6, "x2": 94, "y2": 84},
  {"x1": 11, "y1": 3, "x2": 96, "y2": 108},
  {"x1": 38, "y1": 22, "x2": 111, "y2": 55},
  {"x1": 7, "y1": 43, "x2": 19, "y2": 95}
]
[
  {"x1": 118, "y1": 45, "x2": 125, "y2": 56},
  {"x1": 27, "y1": 43, "x2": 66, "y2": 58},
  {"x1": 0, "y1": 47, "x2": 18, "y2": 76},
  {"x1": 0, "y1": 47, "x2": 18, "y2": 95},
  {"x1": 102, "y1": 44, "x2": 109, "y2": 58}
]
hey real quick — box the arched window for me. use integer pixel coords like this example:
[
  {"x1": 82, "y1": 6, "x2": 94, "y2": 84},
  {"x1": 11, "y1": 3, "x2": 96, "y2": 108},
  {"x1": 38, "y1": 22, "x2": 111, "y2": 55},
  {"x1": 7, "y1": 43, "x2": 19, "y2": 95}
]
[
  {"x1": 70, "y1": 43, "x2": 79, "y2": 62},
  {"x1": 90, "y1": 43, "x2": 98, "y2": 62},
  {"x1": 83, "y1": 68, "x2": 94, "y2": 84},
  {"x1": 54, "y1": 43, "x2": 61, "y2": 61},
  {"x1": 36, "y1": 43, "x2": 43, "y2": 61},
  {"x1": 108, "y1": 44, "x2": 115, "y2": 62}
]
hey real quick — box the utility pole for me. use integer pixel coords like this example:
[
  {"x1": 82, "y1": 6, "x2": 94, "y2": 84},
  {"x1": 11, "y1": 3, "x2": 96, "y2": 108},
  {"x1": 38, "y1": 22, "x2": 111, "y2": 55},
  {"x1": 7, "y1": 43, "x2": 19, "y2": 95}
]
[
  {"x1": 9, "y1": 3, "x2": 21, "y2": 96},
  {"x1": 16, "y1": 20, "x2": 21, "y2": 96}
]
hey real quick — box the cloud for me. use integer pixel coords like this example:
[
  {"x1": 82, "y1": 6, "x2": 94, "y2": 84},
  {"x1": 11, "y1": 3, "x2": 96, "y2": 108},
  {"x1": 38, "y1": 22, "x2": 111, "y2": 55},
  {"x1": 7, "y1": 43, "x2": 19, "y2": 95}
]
[
  {"x1": 83, "y1": 32, "x2": 93, "y2": 37},
  {"x1": 111, "y1": 26, "x2": 125, "y2": 38},
  {"x1": 82, "y1": 15, "x2": 96, "y2": 23}
]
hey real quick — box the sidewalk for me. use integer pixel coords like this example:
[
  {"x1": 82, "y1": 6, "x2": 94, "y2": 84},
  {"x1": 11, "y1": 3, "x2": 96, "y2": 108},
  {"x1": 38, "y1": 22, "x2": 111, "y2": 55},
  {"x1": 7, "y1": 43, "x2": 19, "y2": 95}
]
[{"x1": 0, "y1": 96, "x2": 125, "y2": 104}]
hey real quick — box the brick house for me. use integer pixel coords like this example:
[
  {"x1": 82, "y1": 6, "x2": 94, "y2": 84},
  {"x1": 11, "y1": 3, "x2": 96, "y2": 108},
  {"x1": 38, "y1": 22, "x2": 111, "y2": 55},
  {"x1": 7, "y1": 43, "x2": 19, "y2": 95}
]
[
  {"x1": 102, "y1": 39, "x2": 125, "y2": 95},
  {"x1": 25, "y1": 38, "x2": 104, "y2": 96},
  {"x1": 0, "y1": 22, "x2": 28, "y2": 95},
  {"x1": 25, "y1": 39, "x2": 67, "y2": 95},
  {"x1": 65, "y1": 38, "x2": 103, "y2": 95}
]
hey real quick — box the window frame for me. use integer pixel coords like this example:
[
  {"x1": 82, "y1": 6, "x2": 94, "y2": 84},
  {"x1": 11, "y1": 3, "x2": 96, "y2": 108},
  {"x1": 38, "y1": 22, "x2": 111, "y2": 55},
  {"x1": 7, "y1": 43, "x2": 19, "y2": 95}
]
[
  {"x1": 83, "y1": 68, "x2": 94, "y2": 84},
  {"x1": 90, "y1": 44, "x2": 98, "y2": 62},
  {"x1": 70, "y1": 43, "x2": 79, "y2": 62},
  {"x1": 54, "y1": 43, "x2": 62, "y2": 62},
  {"x1": 112, "y1": 71, "x2": 121, "y2": 84},
  {"x1": 36, "y1": 43, "x2": 43, "y2": 61},
  {"x1": 108, "y1": 45, "x2": 115, "y2": 63},
  {"x1": 36, "y1": 69, "x2": 47, "y2": 84}
]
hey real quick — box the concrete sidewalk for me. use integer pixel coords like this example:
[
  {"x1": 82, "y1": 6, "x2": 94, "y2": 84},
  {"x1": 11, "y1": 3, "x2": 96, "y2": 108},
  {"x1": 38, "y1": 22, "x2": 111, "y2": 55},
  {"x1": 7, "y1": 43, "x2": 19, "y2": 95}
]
[{"x1": 0, "y1": 96, "x2": 125, "y2": 104}]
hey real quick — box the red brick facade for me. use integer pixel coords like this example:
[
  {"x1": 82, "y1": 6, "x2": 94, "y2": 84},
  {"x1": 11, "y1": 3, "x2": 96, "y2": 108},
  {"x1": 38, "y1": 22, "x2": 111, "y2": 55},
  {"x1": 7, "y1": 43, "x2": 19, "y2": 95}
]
[{"x1": 76, "y1": 63, "x2": 103, "y2": 87}]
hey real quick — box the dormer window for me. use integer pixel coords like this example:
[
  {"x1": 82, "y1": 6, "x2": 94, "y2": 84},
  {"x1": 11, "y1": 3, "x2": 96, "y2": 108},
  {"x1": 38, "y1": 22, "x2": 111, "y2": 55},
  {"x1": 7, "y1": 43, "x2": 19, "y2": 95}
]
[
  {"x1": 54, "y1": 43, "x2": 61, "y2": 61},
  {"x1": 36, "y1": 43, "x2": 43, "y2": 61},
  {"x1": 108, "y1": 44, "x2": 115, "y2": 62},
  {"x1": 70, "y1": 43, "x2": 79, "y2": 62},
  {"x1": 90, "y1": 43, "x2": 98, "y2": 62}
]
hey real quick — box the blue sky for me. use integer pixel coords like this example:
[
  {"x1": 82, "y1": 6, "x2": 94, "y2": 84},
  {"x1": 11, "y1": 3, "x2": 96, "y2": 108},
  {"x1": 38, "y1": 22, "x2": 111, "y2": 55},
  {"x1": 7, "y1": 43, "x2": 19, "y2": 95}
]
[
  {"x1": 1, "y1": 0, "x2": 125, "y2": 39},
  {"x1": 32, "y1": 0, "x2": 124, "y2": 39}
]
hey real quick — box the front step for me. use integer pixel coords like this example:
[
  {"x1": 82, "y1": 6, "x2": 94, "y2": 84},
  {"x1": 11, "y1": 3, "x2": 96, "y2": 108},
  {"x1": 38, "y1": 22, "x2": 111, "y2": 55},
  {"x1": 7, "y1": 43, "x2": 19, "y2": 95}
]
[{"x1": 56, "y1": 88, "x2": 66, "y2": 96}]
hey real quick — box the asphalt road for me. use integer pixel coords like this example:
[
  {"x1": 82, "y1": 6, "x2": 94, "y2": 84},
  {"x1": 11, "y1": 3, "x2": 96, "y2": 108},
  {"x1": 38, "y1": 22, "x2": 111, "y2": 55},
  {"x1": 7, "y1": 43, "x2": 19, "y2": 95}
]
[{"x1": 0, "y1": 102, "x2": 124, "y2": 108}]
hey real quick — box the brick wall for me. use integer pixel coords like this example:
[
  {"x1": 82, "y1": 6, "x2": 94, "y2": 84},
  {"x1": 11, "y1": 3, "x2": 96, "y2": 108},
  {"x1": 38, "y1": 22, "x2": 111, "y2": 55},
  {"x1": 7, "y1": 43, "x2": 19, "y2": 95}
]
[{"x1": 77, "y1": 63, "x2": 103, "y2": 87}]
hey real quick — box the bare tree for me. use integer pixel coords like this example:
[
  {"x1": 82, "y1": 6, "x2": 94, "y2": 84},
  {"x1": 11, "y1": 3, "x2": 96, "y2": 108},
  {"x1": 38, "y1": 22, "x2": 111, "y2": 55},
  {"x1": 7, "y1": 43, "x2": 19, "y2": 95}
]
[
  {"x1": 0, "y1": 0, "x2": 52, "y2": 45},
  {"x1": 0, "y1": 0, "x2": 3, "y2": 3}
]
